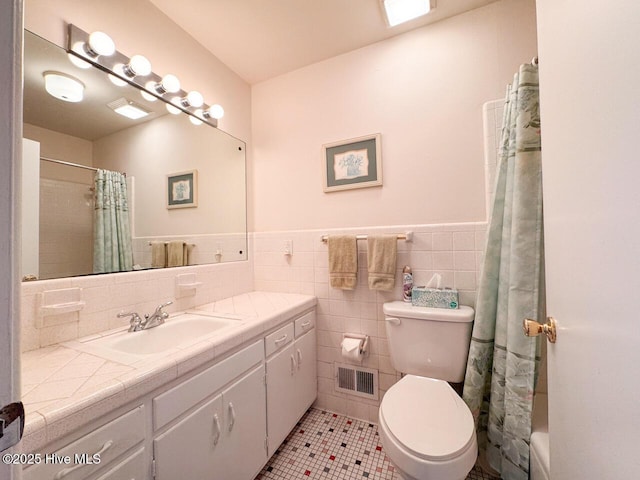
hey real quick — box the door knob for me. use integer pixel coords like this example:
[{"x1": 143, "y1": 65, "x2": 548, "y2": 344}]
[{"x1": 523, "y1": 317, "x2": 557, "y2": 343}]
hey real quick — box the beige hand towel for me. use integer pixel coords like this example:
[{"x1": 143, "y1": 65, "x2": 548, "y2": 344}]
[
  {"x1": 167, "y1": 241, "x2": 186, "y2": 267},
  {"x1": 151, "y1": 242, "x2": 167, "y2": 268},
  {"x1": 367, "y1": 235, "x2": 397, "y2": 291},
  {"x1": 328, "y1": 235, "x2": 358, "y2": 290},
  {"x1": 184, "y1": 243, "x2": 194, "y2": 266}
]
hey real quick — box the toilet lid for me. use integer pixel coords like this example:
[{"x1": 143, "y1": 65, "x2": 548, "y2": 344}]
[{"x1": 380, "y1": 375, "x2": 475, "y2": 461}]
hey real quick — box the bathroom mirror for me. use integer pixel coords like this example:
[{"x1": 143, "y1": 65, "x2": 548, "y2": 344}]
[{"x1": 22, "y1": 30, "x2": 247, "y2": 281}]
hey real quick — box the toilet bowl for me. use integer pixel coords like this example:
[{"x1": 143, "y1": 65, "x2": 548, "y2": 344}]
[
  {"x1": 380, "y1": 302, "x2": 477, "y2": 479},
  {"x1": 378, "y1": 375, "x2": 477, "y2": 480}
]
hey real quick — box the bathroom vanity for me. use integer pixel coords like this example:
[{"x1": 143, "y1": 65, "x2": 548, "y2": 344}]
[{"x1": 19, "y1": 292, "x2": 317, "y2": 480}]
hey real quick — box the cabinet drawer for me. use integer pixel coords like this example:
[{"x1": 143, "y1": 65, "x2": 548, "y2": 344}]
[
  {"x1": 153, "y1": 340, "x2": 263, "y2": 430},
  {"x1": 23, "y1": 406, "x2": 144, "y2": 480},
  {"x1": 95, "y1": 448, "x2": 145, "y2": 480},
  {"x1": 264, "y1": 323, "x2": 294, "y2": 357},
  {"x1": 294, "y1": 311, "x2": 315, "y2": 338}
]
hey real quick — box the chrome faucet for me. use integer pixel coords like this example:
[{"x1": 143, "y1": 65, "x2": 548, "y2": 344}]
[
  {"x1": 118, "y1": 311, "x2": 145, "y2": 332},
  {"x1": 117, "y1": 301, "x2": 173, "y2": 332},
  {"x1": 143, "y1": 301, "x2": 173, "y2": 329}
]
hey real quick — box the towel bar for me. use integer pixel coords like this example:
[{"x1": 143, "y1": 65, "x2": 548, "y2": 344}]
[
  {"x1": 321, "y1": 231, "x2": 413, "y2": 243},
  {"x1": 148, "y1": 241, "x2": 196, "y2": 247}
]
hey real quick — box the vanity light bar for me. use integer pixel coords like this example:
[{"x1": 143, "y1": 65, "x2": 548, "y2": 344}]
[{"x1": 66, "y1": 24, "x2": 221, "y2": 127}]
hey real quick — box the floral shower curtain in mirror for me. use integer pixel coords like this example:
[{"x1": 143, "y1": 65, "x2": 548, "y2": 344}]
[
  {"x1": 463, "y1": 63, "x2": 544, "y2": 480},
  {"x1": 93, "y1": 169, "x2": 133, "y2": 273}
]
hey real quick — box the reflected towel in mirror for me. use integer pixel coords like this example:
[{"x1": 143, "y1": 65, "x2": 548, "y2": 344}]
[
  {"x1": 167, "y1": 241, "x2": 187, "y2": 267},
  {"x1": 151, "y1": 242, "x2": 167, "y2": 268}
]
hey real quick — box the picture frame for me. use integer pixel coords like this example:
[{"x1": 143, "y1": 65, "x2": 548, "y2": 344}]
[
  {"x1": 322, "y1": 133, "x2": 382, "y2": 192},
  {"x1": 167, "y1": 170, "x2": 198, "y2": 209}
]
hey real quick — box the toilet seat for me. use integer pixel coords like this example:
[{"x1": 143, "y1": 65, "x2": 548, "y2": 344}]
[{"x1": 379, "y1": 375, "x2": 477, "y2": 479}]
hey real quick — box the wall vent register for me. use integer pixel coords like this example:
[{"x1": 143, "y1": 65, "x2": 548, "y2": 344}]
[{"x1": 335, "y1": 363, "x2": 379, "y2": 400}]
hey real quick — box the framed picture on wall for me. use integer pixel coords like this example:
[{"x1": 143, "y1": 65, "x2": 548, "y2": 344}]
[
  {"x1": 167, "y1": 170, "x2": 198, "y2": 209},
  {"x1": 322, "y1": 133, "x2": 382, "y2": 192}
]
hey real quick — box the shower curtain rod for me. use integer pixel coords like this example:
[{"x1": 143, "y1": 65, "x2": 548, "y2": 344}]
[
  {"x1": 40, "y1": 156, "x2": 126, "y2": 176},
  {"x1": 40, "y1": 156, "x2": 98, "y2": 172}
]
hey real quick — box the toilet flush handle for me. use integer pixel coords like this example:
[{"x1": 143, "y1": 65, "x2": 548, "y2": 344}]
[{"x1": 385, "y1": 317, "x2": 401, "y2": 326}]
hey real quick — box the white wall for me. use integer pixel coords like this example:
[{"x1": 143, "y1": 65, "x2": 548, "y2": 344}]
[
  {"x1": 93, "y1": 114, "x2": 246, "y2": 237},
  {"x1": 251, "y1": 0, "x2": 537, "y2": 232},
  {"x1": 23, "y1": 123, "x2": 94, "y2": 183}
]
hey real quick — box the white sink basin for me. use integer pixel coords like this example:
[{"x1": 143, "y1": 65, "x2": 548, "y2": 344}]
[{"x1": 66, "y1": 312, "x2": 243, "y2": 365}]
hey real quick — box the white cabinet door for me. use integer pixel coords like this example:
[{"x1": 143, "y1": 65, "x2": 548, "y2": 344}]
[
  {"x1": 218, "y1": 366, "x2": 267, "y2": 480},
  {"x1": 95, "y1": 448, "x2": 146, "y2": 480},
  {"x1": 153, "y1": 394, "x2": 224, "y2": 480},
  {"x1": 294, "y1": 328, "x2": 317, "y2": 420},
  {"x1": 154, "y1": 365, "x2": 267, "y2": 480},
  {"x1": 266, "y1": 343, "x2": 297, "y2": 455}
]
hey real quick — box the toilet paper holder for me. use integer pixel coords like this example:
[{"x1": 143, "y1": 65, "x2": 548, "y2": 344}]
[{"x1": 342, "y1": 333, "x2": 369, "y2": 355}]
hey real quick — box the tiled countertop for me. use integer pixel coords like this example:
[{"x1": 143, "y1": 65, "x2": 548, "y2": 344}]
[{"x1": 20, "y1": 291, "x2": 316, "y2": 453}]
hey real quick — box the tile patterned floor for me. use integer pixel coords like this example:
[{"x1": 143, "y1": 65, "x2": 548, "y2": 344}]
[{"x1": 256, "y1": 408, "x2": 499, "y2": 480}]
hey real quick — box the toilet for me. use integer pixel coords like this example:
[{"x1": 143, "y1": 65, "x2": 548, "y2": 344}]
[{"x1": 379, "y1": 301, "x2": 477, "y2": 480}]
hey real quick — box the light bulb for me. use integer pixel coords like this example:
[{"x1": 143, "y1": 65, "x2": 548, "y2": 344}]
[
  {"x1": 122, "y1": 55, "x2": 152, "y2": 77},
  {"x1": 68, "y1": 42, "x2": 91, "y2": 69},
  {"x1": 108, "y1": 72, "x2": 127, "y2": 87},
  {"x1": 140, "y1": 88, "x2": 157, "y2": 102},
  {"x1": 189, "y1": 114, "x2": 203, "y2": 126},
  {"x1": 166, "y1": 97, "x2": 182, "y2": 115},
  {"x1": 183, "y1": 90, "x2": 204, "y2": 108},
  {"x1": 207, "y1": 104, "x2": 224, "y2": 120},
  {"x1": 154, "y1": 74, "x2": 180, "y2": 94},
  {"x1": 86, "y1": 31, "x2": 115, "y2": 57}
]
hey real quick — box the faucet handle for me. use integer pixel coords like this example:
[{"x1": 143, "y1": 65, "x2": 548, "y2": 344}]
[
  {"x1": 154, "y1": 301, "x2": 173, "y2": 314},
  {"x1": 117, "y1": 312, "x2": 144, "y2": 332}
]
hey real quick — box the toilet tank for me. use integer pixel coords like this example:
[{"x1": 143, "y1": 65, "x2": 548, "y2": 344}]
[{"x1": 383, "y1": 301, "x2": 474, "y2": 383}]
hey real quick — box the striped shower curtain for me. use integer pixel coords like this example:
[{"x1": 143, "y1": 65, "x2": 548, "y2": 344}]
[
  {"x1": 93, "y1": 169, "x2": 133, "y2": 273},
  {"x1": 462, "y1": 63, "x2": 545, "y2": 480}
]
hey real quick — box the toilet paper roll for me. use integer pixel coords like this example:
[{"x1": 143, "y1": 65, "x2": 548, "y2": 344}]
[{"x1": 341, "y1": 337, "x2": 364, "y2": 362}]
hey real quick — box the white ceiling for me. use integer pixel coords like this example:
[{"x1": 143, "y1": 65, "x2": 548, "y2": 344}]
[{"x1": 150, "y1": 0, "x2": 500, "y2": 84}]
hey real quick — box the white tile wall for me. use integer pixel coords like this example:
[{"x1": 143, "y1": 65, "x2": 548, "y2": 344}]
[
  {"x1": 20, "y1": 259, "x2": 254, "y2": 352},
  {"x1": 132, "y1": 233, "x2": 248, "y2": 268},
  {"x1": 39, "y1": 178, "x2": 93, "y2": 280},
  {"x1": 482, "y1": 99, "x2": 505, "y2": 216},
  {"x1": 253, "y1": 222, "x2": 487, "y2": 423}
]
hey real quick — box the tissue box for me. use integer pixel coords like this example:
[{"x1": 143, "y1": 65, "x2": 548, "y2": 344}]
[{"x1": 411, "y1": 286, "x2": 459, "y2": 309}]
